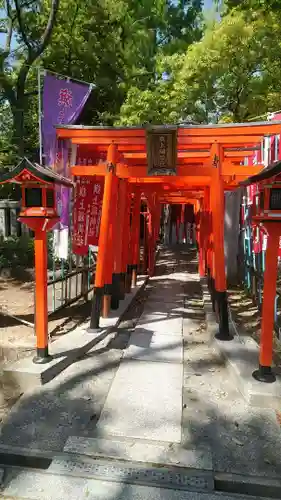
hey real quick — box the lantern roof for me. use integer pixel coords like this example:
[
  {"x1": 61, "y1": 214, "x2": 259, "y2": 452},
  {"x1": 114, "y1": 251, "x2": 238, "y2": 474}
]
[
  {"x1": 240, "y1": 160, "x2": 281, "y2": 186},
  {"x1": 0, "y1": 157, "x2": 73, "y2": 187}
]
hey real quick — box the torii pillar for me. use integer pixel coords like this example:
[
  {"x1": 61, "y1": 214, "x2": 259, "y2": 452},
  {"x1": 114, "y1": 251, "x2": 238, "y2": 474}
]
[
  {"x1": 211, "y1": 143, "x2": 232, "y2": 341},
  {"x1": 130, "y1": 188, "x2": 141, "y2": 287},
  {"x1": 111, "y1": 179, "x2": 128, "y2": 308},
  {"x1": 88, "y1": 143, "x2": 118, "y2": 331}
]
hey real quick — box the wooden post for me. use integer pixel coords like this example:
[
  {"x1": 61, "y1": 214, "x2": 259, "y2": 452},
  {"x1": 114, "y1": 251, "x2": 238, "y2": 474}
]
[
  {"x1": 152, "y1": 200, "x2": 161, "y2": 270},
  {"x1": 122, "y1": 187, "x2": 132, "y2": 293},
  {"x1": 253, "y1": 222, "x2": 279, "y2": 383},
  {"x1": 200, "y1": 188, "x2": 210, "y2": 277},
  {"x1": 102, "y1": 174, "x2": 118, "y2": 317},
  {"x1": 155, "y1": 201, "x2": 161, "y2": 243},
  {"x1": 111, "y1": 179, "x2": 127, "y2": 309},
  {"x1": 142, "y1": 211, "x2": 148, "y2": 274},
  {"x1": 198, "y1": 198, "x2": 205, "y2": 277},
  {"x1": 131, "y1": 189, "x2": 141, "y2": 287},
  {"x1": 211, "y1": 143, "x2": 232, "y2": 340},
  {"x1": 147, "y1": 210, "x2": 153, "y2": 276},
  {"x1": 89, "y1": 143, "x2": 117, "y2": 331},
  {"x1": 146, "y1": 193, "x2": 158, "y2": 276},
  {"x1": 33, "y1": 229, "x2": 50, "y2": 363},
  {"x1": 207, "y1": 187, "x2": 215, "y2": 305}
]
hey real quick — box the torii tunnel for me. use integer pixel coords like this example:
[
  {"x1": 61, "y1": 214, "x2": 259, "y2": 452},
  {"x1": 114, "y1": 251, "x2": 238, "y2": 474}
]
[{"x1": 56, "y1": 121, "x2": 281, "y2": 344}]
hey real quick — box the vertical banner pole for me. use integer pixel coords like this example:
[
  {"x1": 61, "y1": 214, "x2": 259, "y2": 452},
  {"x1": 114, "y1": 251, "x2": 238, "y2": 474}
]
[{"x1": 38, "y1": 67, "x2": 43, "y2": 165}]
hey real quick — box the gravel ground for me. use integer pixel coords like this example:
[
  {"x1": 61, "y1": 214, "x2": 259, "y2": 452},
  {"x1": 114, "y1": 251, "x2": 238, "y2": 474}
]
[{"x1": 180, "y1": 250, "x2": 281, "y2": 479}]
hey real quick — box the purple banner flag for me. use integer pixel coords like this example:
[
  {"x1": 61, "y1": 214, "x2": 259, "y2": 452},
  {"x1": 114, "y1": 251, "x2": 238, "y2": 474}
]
[
  {"x1": 42, "y1": 73, "x2": 92, "y2": 167},
  {"x1": 42, "y1": 73, "x2": 92, "y2": 229}
]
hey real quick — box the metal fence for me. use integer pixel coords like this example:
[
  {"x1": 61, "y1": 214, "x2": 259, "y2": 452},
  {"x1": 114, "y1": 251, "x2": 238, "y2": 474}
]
[
  {"x1": 0, "y1": 199, "x2": 94, "y2": 324},
  {"x1": 238, "y1": 190, "x2": 281, "y2": 338},
  {"x1": 48, "y1": 250, "x2": 95, "y2": 316}
]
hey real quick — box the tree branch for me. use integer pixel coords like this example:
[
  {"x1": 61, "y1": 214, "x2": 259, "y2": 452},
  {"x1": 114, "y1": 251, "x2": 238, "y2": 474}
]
[
  {"x1": 0, "y1": 73, "x2": 16, "y2": 107},
  {"x1": 16, "y1": 0, "x2": 60, "y2": 100},
  {"x1": 34, "y1": 0, "x2": 60, "y2": 59},
  {"x1": 5, "y1": 22, "x2": 13, "y2": 55},
  {"x1": 20, "y1": 0, "x2": 38, "y2": 9},
  {"x1": 3, "y1": 0, "x2": 13, "y2": 56},
  {"x1": 67, "y1": 0, "x2": 80, "y2": 74},
  {"x1": 14, "y1": 0, "x2": 32, "y2": 51}
]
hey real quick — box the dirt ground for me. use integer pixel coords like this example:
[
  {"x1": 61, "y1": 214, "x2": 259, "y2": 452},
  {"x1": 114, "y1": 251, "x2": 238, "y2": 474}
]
[
  {"x1": 0, "y1": 275, "x2": 93, "y2": 422},
  {"x1": 228, "y1": 285, "x2": 281, "y2": 368},
  {"x1": 0, "y1": 275, "x2": 92, "y2": 353}
]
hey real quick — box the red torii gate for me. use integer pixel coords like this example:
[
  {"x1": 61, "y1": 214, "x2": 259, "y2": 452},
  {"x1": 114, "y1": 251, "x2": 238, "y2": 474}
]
[
  {"x1": 57, "y1": 122, "x2": 281, "y2": 338},
  {"x1": 2, "y1": 121, "x2": 281, "y2": 371},
  {"x1": 56, "y1": 122, "x2": 281, "y2": 345}
]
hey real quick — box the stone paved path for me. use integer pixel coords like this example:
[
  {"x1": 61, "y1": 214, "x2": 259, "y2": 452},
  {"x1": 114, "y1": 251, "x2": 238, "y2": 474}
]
[
  {"x1": 0, "y1": 247, "x2": 281, "y2": 498},
  {"x1": 95, "y1": 248, "x2": 185, "y2": 443}
]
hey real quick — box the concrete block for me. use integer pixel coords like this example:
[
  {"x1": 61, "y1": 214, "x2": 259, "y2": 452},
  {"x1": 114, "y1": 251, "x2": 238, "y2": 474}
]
[
  {"x1": 214, "y1": 334, "x2": 281, "y2": 409},
  {"x1": 3, "y1": 328, "x2": 108, "y2": 392},
  {"x1": 98, "y1": 278, "x2": 147, "y2": 330},
  {"x1": 202, "y1": 279, "x2": 281, "y2": 409},
  {"x1": 3, "y1": 279, "x2": 147, "y2": 393}
]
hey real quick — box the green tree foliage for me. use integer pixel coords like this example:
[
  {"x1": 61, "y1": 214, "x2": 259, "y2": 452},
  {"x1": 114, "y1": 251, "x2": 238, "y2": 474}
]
[
  {"x1": 223, "y1": 0, "x2": 281, "y2": 14},
  {"x1": 0, "y1": 0, "x2": 204, "y2": 169},
  {"x1": 3, "y1": 0, "x2": 281, "y2": 177},
  {"x1": 118, "y1": 8, "x2": 281, "y2": 125},
  {"x1": 0, "y1": 0, "x2": 60, "y2": 163},
  {"x1": 39, "y1": 0, "x2": 204, "y2": 125}
]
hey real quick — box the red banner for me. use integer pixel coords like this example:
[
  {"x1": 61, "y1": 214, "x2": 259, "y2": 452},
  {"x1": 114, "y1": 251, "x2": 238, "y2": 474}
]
[
  {"x1": 88, "y1": 179, "x2": 104, "y2": 246},
  {"x1": 76, "y1": 145, "x2": 107, "y2": 165},
  {"x1": 72, "y1": 176, "x2": 104, "y2": 255},
  {"x1": 247, "y1": 183, "x2": 259, "y2": 205}
]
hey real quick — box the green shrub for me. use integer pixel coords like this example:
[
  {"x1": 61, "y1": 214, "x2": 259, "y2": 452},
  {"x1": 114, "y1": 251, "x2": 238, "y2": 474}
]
[{"x1": 0, "y1": 236, "x2": 34, "y2": 269}]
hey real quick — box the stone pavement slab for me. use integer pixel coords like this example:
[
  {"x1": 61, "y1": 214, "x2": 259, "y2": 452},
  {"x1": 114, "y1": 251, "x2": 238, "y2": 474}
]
[
  {"x1": 146, "y1": 293, "x2": 184, "y2": 304},
  {"x1": 136, "y1": 316, "x2": 183, "y2": 335},
  {"x1": 124, "y1": 330, "x2": 183, "y2": 363},
  {"x1": 143, "y1": 301, "x2": 185, "y2": 313},
  {"x1": 96, "y1": 360, "x2": 183, "y2": 442},
  {"x1": 64, "y1": 436, "x2": 212, "y2": 470},
  {"x1": 2, "y1": 467, "x2": 271, "y2": 500}
]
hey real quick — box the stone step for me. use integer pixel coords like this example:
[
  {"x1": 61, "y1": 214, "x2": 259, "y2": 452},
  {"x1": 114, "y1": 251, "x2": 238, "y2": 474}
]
[
  {"x1": 63, "y1": 436, "x2": 213, "y2": 471},
  {"x1": 0, "y1": 446, "x2": 279, "y2": 499},
  {"x1": 47, "y1": 453, "x2": 214, "y2": 492},
  {"x1": 1, "y1": 463, "x2": 214, "y2": 500}
]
